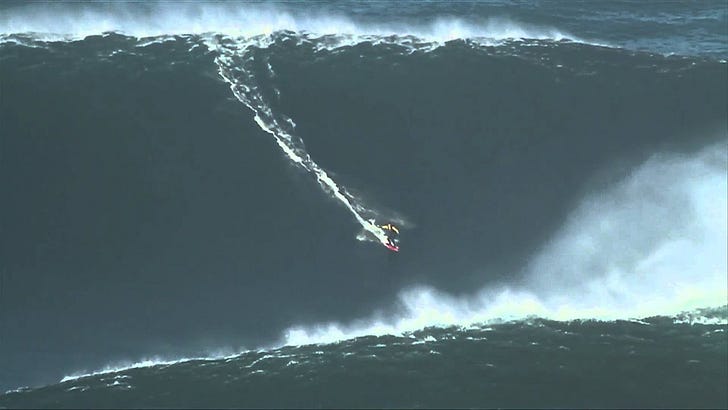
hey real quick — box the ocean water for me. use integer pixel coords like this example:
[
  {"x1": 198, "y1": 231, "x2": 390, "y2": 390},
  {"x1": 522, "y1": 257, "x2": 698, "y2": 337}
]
[{"x1": 1, "y1": 1, "x2": 726, "y2": 408}]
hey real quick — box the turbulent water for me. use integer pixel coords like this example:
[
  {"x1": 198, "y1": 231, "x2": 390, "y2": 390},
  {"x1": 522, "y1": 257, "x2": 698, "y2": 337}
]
[{"x1": 1, "y1": 1, "x2": 726, "y2": 408}]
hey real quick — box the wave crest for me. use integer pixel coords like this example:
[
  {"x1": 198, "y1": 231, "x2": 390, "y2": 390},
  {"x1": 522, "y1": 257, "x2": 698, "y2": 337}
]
[{"x1": 0, "y1": 2, "x2": 579, "y2": 44}]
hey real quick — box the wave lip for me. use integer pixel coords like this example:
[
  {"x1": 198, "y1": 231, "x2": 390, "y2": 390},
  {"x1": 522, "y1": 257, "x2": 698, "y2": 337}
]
[
  {"x1": 0, "y1": 3, "x2": 582, "y2": 45},
  {"x1": 282, "y1": 143, "x2": 728, "y2": 347}
]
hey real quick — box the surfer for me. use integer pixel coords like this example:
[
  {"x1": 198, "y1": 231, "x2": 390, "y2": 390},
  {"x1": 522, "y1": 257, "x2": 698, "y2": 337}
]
[{"x1": 380, "y1": 223, "x2": 400, "y2": 252}]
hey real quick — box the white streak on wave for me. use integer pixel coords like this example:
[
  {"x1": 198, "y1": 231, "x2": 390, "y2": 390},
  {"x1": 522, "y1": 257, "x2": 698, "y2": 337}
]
[{"x1": 207, "y1": 35, "x2": 391, "y2": 246}]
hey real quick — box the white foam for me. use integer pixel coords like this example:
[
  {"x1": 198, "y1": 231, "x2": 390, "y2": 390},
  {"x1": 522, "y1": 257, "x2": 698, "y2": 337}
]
[
  {"x1": 60, "y1": 356, "x2": 201, "y2": 383},
  {"x1": 0, "y1": 3, "x2": 579, "y2": 44},
  {"x1": 283, "y1": 142, "x2": 728, "y2": 346}
]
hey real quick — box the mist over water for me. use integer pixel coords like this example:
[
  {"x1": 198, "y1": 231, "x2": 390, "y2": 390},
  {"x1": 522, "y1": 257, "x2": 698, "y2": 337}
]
[
  {"x1": 0, "y1": 1, "x2": 726, "y2": 406},
  {"x1": 0, "y1": 2, "x2": 576, "y2": 43},
  {"x1": 283, "y1": 143, "x2": 728, "y2": 345},
  {"x1": 1, "y1": 0, "x2": 726, "y2": 56}
]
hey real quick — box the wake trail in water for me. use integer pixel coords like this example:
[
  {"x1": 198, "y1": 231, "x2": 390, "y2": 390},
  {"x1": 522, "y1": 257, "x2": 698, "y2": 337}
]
[{"x1": 208, "y1": 35, "x2": 391, "y2": 246}]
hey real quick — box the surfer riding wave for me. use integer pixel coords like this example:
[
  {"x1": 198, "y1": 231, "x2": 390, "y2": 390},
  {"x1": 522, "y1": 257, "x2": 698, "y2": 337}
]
[{"x1": 380, "y1": 223, "x2": 400, "y2": 252}]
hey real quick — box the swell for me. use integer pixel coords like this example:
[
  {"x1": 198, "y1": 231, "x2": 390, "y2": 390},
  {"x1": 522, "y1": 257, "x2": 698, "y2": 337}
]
[{"x1": 0, "y1": 34, "x2": 725, "y2": 392}]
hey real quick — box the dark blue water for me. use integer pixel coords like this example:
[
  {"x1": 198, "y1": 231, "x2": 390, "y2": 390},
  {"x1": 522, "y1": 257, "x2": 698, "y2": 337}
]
[{"x1": 1, "y1": 1, "x2": 726, "y2": 407}]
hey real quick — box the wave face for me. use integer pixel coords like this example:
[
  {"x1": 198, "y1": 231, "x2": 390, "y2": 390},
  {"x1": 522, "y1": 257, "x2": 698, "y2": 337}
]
[{"x1": 0, "y1": 1, "x2": 726, "y2": 406}]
